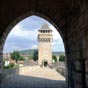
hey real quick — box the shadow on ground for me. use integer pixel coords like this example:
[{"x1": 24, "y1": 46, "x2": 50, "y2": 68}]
[{"x1": 1, "y1": 75, "x2": 67, "y2": 88}]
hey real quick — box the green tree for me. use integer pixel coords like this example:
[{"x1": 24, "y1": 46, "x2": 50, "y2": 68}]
[
  {"x1": 52, "y1": 55, "x2": 57, "y2": 62},
  {"x1": 11, "y1": 50, "x2": 24, "y2": 63},
  {"x1": 19, "y1": 56, "x2": 25, "y2": 61},
  {"x1": 33, "y1": 50, "x2": 38, "y2": 61},
  {"x1": 59, "y1": 55, "x2": 65, "y2": 62}
]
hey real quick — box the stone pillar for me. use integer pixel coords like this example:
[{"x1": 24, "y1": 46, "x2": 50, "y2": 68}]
[{"x1": 65, "y1": 1, "x2": 88, "y2": 87}]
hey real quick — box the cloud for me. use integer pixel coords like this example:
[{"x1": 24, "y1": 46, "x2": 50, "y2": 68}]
[
  {"x1": 18, "y1": 16, "x2": 45, "y2": 30},
  {"x1": 7, "y1": 24, "x2": 38, "y2": 43},
  {"x1": 52, "y1": 40, "x2": 65, "y2": 52},
  {"x1": 31, "y1": 45, "x2": 38, "y2": 49},
  {"x1": 3, "y1": 42, "x2": 21, "y2": 53},
  {"x1": 49, "y1": 25, "x2": 61, "y2": 40},
  {"x1": 49, "y1": 25, "x2": 64, "y2": 51},
  {"x1": 3, "y1": 16, "x2": 65, "y2": 53}
]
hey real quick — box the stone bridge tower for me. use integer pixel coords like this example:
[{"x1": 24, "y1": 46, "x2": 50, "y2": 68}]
[{"x1": 38, "y1": 23, "x2": 53, "y2": 66}]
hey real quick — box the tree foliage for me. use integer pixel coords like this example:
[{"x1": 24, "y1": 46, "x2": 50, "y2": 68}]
[
  {"x1": 52, "y1": 55, "x2": 57, "y2": 62},
  {"x1": 28, "y1": 55, "x2": 33, "y2": 60},
  {"x1": 4, "y1": 63, "x2": 14, "y2": 69},
  {"x1": 33, "y1": 50, "x2": 38, "y2": 61},
  {"x1": 10, "y1": 51, "x2": 24, "y2": 62},
  {"x1": 59, "y1": 55, "x2": 65, "y2": 62}
]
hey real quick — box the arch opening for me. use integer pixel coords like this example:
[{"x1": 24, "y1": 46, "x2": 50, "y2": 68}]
[
  {"x1": 42, "y1": 60, "x2": 48, "y2": 67},
  {"x1": 0, "y1": 1, "x2": 87, "y2": 88},
  {"x1": 1, "y1": 13, "x2": 66, "y2": 88},
  {"x1": 44, "y1": 61, "x2": 48, "y2": 67}
]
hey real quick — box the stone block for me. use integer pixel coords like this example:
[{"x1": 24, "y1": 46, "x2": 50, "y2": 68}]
[
  {"x1": 75, "y1": 84, "x2": 83, "y2": 88},
  {"x1": 80, "y1": 0, "x2": 86, "y2": 13},
  {"x1": 86, "y1": 73, "x2": 88, "y2": 87},
  {"x1": 0, "y1": 62, "x2": 2, "y2": 68},
  {"x1": 82, "y1": 37, "x2": 87, "y2": 49},
  {"x1": 76, "y1": 73, "x2": 82, "y2": 84},
  {"x1": 73, "y1": 72, "x2": 83, "y2": 88},
  {"x1": 0, "y1": 73, "x2": 2, "y2": 84},
  {"x1": 85, "y1": 60, "x2": 88, "y2": 72},
  {"x1": 0, "y1": 55, "x2": 3, "y2": 62},
  {"x1": 82, "y1": 11, "x2": 88, "y2": 28},
  {"x1": 74, "y1": 60, "x2": 82, "y2": 71},
  {"x1": 0, "y1": 68, "x2": 2, "y2": 73},
  {"x1": 72, "y1": 52, "x2": 80, "y2": 59},
  {"x1": 83, "y1": 49, "x2": 88, "y2": 58}
]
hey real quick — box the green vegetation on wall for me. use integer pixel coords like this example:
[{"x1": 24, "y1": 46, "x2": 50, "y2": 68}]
[
  {"x1": 52, "y1": 55, "x2": 57, "y2": 62},
  {"x1": 2, "y1": 62, "x2": 15, "y2": 69},
  {"x1": 59, "y1": 55, "x2": 65, "y2": 62}
]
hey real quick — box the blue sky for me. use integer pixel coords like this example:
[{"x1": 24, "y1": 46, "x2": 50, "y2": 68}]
[{"x1": 3, "y1": 15, "x2": 65, "y2": 53}]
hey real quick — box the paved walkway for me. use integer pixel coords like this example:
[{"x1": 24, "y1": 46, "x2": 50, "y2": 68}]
[{"x1": 1, "y1": 66, "x2": 67, "y2": 88}]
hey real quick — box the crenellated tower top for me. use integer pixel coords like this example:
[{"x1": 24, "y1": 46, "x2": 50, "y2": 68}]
[{"x1": 38, "y1": 23, "x2": 53, "y2": 43}]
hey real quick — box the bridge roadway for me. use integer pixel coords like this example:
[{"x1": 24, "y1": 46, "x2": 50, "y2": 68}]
[{"x1": 1, "y1": 66, "x2": 67, "y2": 88}]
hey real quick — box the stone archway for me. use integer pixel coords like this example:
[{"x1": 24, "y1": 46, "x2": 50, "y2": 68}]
[
  {"x1": 0, "y1": 0, "x2": 88, "y2": 88},
  {"x1": 0, "y1": 11, "x2": 65, "y2": 76},
  {"x1": 44, "y1": 61, "x2": 48, "y2": 67},
  {"x1": 42, "y1": 59, "x2": 48, "y2": 67}
]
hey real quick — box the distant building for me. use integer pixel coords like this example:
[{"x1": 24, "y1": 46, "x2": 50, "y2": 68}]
[
  {"x1": 17, "y1": 61, "x2": 24, "y2": 66},
  {"x1": 38, "y1": 23, "x2": 53, "y2": 67},
  {"x1": 22, "y1": 54, "x2": 30, "y2": 60},
  {"x1": 3, "y1": 53, "x2": 11, "y2": 60}
]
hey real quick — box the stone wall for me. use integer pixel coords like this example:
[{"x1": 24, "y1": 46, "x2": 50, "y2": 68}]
[
  {"x1": 65, "y1": 1, "x2": 88, "y2": 88},
  {"x1": 1, "y1": 67, "x2": 19, "y2": 82},
  {"x1": 56, "y1": 66, "x2": 66, "y2": 77}
]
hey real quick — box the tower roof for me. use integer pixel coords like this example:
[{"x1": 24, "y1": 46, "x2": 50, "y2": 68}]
[{"x1": 39, "y1": 23, "x2": 51, "y2": 31}]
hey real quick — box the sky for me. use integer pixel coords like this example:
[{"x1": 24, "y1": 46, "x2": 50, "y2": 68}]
[{"x1": 3, "y1": 15, "x2": 65, "y2": 53}]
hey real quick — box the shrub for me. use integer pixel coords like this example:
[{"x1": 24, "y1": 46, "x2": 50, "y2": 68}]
[
  {"x1": 4, "y1": 63, "x2": 14, "y2": 69},
  {"x1": 52, "y1": 55, "x2": 57, "y2": 62},
  {"x1": 9, "y1": 63, "x2": 14, "y2": 68},
  {"x1": 59, "y1": 55, "x2": 65, "y2": 62},
  {"x1": 19, "y1": 57, "x2": 25, "y2": 61}
]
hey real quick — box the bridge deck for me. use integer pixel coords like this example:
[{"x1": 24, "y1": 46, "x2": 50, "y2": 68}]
[{"x1": 1, "y1": 66, "x2": 67, "y2": 88}]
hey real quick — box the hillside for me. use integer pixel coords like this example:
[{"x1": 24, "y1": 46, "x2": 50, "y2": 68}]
[
  {"x1": 52, "y1": 52, "x2": 65, "y2": 56},
  {"x1": 19, "y1": 49, "x2": 37, "y2": 56},
  {"x1": 19, "y1": 49, "x2": 65, "y2": 56}
]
